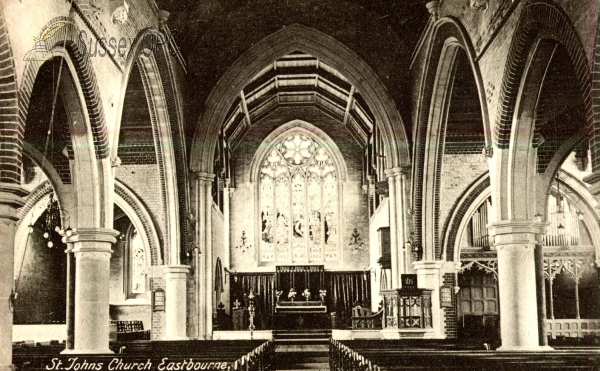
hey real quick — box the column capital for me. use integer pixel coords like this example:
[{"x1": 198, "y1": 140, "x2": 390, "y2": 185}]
[
  {"x1": 384, "y1": 167, "x2": 408, "y2": 179},
  {"x1": 412, "y1": 260, "x2": 444, "y2": 270},
  {"x1": 193, "y1": 172, "x2": 215, "y2": 183},
  {"x1": 488, "y1": 220, "x2": 548, "y2": 246},
  {"x1": 0, "y1": 183, "x2": 28, "y2": 220},
  {"x1": 67, "y1": 227, "x2": 119, "y2": 253},
  {"x1": 163, "y1": 264, "x2": 190, "y2": 276}
]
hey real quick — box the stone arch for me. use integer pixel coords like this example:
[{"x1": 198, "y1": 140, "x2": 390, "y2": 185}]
[
  {"x1": 114, "y1": 180, "x2": 163, "y2": 266},
  {"x1": 441, "y1": 174, "x2": 491, "y2": 263},
  {"x1": 412, "y1": 17, "x2": 491, "y2": 260},
  {"x1": 0, "y1": 8, "x2": 20, "y2": 184},
  {"x1": 190, "y1": 24, "x2": 410, "y2": 174},
  {"x1": 497, "y1": 35, "x2": 589, "y2": 221},
  {"x1": 586, "y1": 13, "x2": 600, "y2": 181},
  {"x1": 19, "y1": 17, "x2": 110, "y2": 160},
  {"x1": 13, "y1": 180, "x2": 164, "y2": 304},
  {"x1": 21, "y1": 47, "x2": 109, "y2": 228},
  {"x1": 494, "y1": 0, "x2": 592, "y2": 149},
  {"x1": 114, "y1": 28, "x2": 188, "y2": 265}
]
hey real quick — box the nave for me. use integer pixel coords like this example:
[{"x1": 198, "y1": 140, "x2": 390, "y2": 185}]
[{"x1": 1, "y1": 0, "x2": 600, "y2": 370}]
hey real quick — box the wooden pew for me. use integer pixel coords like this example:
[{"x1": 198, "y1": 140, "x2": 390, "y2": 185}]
[{"x1": 330, "y1": 339, "x2": 600, "y2": 371}]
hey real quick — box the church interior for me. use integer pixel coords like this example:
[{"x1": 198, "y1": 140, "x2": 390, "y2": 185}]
[{"x1": 1, "y1": 0, "x2": 600, "y2": 369}]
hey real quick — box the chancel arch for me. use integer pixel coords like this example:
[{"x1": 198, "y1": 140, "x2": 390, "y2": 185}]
[{"x1": 188, "y1": 24, "x2": 414, "y2": 340}]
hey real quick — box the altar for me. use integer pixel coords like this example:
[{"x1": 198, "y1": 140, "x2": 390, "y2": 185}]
[
  {"x1": 274, "y1": 265, "x2": 329, "y2": 329},
  {"x1": 274, "y1": 300, "x2": 329, "y2": 329}
]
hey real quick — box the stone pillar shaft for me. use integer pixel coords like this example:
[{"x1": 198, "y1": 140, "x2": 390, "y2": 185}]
[
  {"x1": 68, "y1": 228, "x2": 119, "y2": 354},
  {"x1": 489, "y1": 220, "x2": 551, "y2": 351},
  {"x1": 65, "y1": 245, "x2": 75, "y2": 350},
  {"x1": 386, "y1": 168, "x2": 409, "y2": 288},
  {"x1": 413, "y1": 261, "x2": 443, "y2": 338},
  {"x1": 0, "y1": 185, "x2": 26, "y2": 371},
  {"x1": 204, "y1": 179, "x2": 213, "y2": 339},
  {"x1": 193, "y1": 172, "x2": 214, "y2": 340},
  {"x1": 386, "y1": 172, "x2": 398, "y2": 288},
  {"x1": 163, "y1": 265, "x2": 190, "y2": 340}
]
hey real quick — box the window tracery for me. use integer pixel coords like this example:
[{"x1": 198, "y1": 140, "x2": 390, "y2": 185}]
[{"x1": 259, "y1": 133, "x2": 339, "y2": 263}]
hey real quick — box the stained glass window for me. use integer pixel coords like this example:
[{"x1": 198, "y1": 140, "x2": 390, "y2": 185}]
[
  {"x1": 259, "y1": 133, "x2": 339, "y2": 263},
  {"x1": 130, "y1": 229, "x2": 147, "y2": 294}
]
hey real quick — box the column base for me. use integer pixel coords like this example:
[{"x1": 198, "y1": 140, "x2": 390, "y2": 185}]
[
  {"x1": 496, "y1": 345, "x2": 554, "y2": 352},
  {"x1": 0, "y1": 364, "x2": 16, "y2": 371}
]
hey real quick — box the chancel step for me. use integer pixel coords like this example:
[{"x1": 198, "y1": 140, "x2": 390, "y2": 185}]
[{"x1": 273, "y1": 330, "x2": 331, "y2": 345}]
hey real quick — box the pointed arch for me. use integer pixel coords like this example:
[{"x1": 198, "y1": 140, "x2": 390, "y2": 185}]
[
  {"x1": 494, "y1": 0, "x2": 592, "y2": 149},
  {"x1": 19, "y1": 17, "x2": 110, "y2": 159},
  {"x1": 412, "y1": 17, "x2": 491, "y2": 260},
  {"x1": 114, "y1": 29, "x2": 189, "y2": 265},
  {"x1": 190, "y1": 24, "x2": 409, "y2": 174},
  {"x1": 249, "y1": 120, "x2": 349, "y2": 183},
  {"x1": 0, "y1": 8, "x2": 20, "y2": 184}
]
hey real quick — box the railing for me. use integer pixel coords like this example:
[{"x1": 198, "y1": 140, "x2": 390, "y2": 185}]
[
  {"x1": 230, "y1": 340, "x2": 275, "y2": 371},
  {"x1": 352, "y1": 309, "x2": 383, "y2": 329},
  {"x1": 546, "y1": 319, "x2": 600, "y2": 340},
  {"x1": 330, "y1": 339, "x2": 380, "y2": 371}
]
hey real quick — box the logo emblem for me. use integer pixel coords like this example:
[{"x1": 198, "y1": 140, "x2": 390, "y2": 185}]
[{"x1": 24, "y1": 22, "x2": 66, "y2": 61}]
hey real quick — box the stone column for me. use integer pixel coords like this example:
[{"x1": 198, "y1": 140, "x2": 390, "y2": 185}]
[
  {"x1": 203, "y1": 176, "x2": 213, "y2": 339},
  {"x1": 385, "y1": 167, "x2": 409, "y2": 287},
  {"x1": 393, "y1": 168, "x2": 408, "y2": 275},
  {"x1": 412, "y1": 261, "x2": 444, "y2": 338},
  {"x1": 163, "y1": 265, "x2": 190, "y2": 340},
  {"x1": 193, "y1": 172, "x2": 214, "y2": 339},
  {"x1": 488, "y1": 220, "x2": 551, "y2": 351},
  {"x1": 68, "y1": 227, "x2": 119, "y2": 354},
  {"x1": 385, "y1": 169, "x2": 399, "y2": 288},
  {"x1": 64, "y1": 244, "x2": 75, "y2": 351},
  {"x1": 0, "y1": 184, "x2": 26, "y2": 371}
]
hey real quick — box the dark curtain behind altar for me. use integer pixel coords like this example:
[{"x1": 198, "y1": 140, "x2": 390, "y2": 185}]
[
  {"x1": 228, "y1": 271, "x2": 370, "y2": 329},
  {"x1": 325, "y1": 271, "x2": 371, "y2": 328},
  {"x1": 230, "y1": 273, "x2": 275, "y2": 329}
]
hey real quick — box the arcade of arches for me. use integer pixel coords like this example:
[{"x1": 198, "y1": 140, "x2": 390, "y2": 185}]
[{"x1": 1, "y1": 0, "x2": 599, "y2": 366}]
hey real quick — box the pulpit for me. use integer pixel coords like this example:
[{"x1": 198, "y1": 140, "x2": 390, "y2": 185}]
[{"x1": 381, "y1": 288, "x2": 432, "y2": 336}]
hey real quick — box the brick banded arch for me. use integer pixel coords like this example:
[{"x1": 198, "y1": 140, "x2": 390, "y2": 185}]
[
  {"x1": 412, "y1": 17, "x2": 491, "y2": 260},
  {"x1": 115, "y1": 29, "x2": 188, "y2": 265},
  {"x1": 18, "y1": 17, "x2": 109, "y2": 160},
  {"x1": 441, "y1": 174, "x2": 490, "y2": 262},
  {"x1": 14, "y1": 180, "x2": 162, "y2": 267},
  {"x1": 15, "y1": 181, "x2": 53, "y2": 228},
  {"x1": 0, "y1": 8, "x2": 20, "y2": 184},
  {"x1": 589, "y1": 15, "x2": 600, "y2": 174},
  {"x1": 494, "y1": 0, "x2": 592, "y2": 149},
  {"x1": 114, "y1": 181, "x2": 163, "y2": 266}
]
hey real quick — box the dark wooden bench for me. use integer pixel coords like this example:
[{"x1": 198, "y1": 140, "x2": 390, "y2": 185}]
[
  {"x1": 331, "y1": 339, "x2": 600, "y2": 371},
  {"x1": 111, "y1": 320, "x2": 150, "y2": 341}
]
